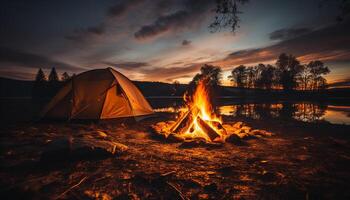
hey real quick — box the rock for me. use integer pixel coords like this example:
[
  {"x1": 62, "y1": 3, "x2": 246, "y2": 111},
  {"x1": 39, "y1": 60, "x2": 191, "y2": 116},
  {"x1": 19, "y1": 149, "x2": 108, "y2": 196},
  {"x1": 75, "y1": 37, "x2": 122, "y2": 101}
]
[
  {"x1": 258, "y1": 171, "x2": 276, "y2": 182},
  {"x1": 240, "y1": 126, "x2": 252, "y2": 133},
  {"x1": 232, "y1": 122, "x2": 244, "y2": 129},
  {"x1": 249, "y1": 129, "x2": 273, "y2": 137},
  {"x1": 225, "y1": 134, "x2": 245, "y2": 145},
  {"x1": 222, "y1": 124, "x2": 237, "y2": 134},
  {"x1": 40, "y1": 136, "x2": 73, "y2": 162},
  {"x1": 179, "y1": 138, "x2": 207, "y2": 148},
  {"x1": 40, "y1": 137, "x2": 127, "y2": 162},
  {"x1": 167, "y1": 133, "x2": 185, "y2": 142},
  {"x1": 73, "y1": 138, "x2": 128, "y2": 156}
]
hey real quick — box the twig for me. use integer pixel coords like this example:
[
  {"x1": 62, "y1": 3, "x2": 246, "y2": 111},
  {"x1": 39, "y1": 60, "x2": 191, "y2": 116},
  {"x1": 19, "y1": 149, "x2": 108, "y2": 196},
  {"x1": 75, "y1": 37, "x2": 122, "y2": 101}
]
[
  {"x1": 166, "y1": 181, "x2": 189, "y2": 200},
  {"x1": 55, "y1": 176, "x2": 88, "y2": 199}
]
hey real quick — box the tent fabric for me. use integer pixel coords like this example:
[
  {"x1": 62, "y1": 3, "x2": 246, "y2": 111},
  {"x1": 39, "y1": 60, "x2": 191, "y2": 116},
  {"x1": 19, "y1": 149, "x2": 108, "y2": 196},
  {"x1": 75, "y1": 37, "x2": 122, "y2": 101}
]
[{"x1": 41, "y1": 68, "x2": 153, "y2": 120}]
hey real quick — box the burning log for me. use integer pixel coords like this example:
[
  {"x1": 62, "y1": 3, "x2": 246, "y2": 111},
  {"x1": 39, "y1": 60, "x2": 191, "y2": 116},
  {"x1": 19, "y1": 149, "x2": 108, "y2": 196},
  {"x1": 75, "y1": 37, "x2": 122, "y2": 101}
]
[
  {"x1": 170, "y1": 106, "x2": 199, "y2": 134},
  {"x1": 196, "y1": 116, "x2": 221, "y2": 141}
]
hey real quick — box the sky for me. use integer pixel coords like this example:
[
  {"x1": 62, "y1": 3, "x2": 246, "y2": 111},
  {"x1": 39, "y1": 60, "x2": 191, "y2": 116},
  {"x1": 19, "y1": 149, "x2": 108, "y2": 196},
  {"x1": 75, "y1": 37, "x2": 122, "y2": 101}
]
[{"x1": 0, "y1": 0, "x2": 349, "y2": 86}]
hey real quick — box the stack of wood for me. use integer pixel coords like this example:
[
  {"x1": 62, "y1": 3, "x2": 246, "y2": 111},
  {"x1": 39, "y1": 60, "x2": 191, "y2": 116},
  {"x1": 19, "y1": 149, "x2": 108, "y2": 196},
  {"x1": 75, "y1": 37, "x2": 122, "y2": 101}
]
[
  {"x1": 151, "y1": 111, "x2": 274, "y2": 144},
  {"x1": 168, "y1": 106, "x2": 227, "y2": 142}
]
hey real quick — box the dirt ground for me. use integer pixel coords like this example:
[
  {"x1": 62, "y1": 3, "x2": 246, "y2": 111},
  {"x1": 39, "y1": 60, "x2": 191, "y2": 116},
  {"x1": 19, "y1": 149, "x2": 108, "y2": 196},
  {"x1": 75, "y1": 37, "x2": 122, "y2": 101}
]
[{"x1": 1, "y1": 113, "x2": 350, "y2": 199}]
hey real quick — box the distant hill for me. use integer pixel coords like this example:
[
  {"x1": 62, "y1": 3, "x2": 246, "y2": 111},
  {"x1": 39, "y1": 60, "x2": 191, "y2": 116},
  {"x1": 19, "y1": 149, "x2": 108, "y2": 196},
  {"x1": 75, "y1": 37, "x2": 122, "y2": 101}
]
[
  {"x1": 0, "y1": 77, "x2": 34, "y2": 97},
  {"x1": 1, "y1": 77, "x2": 350, "y2": 100}
]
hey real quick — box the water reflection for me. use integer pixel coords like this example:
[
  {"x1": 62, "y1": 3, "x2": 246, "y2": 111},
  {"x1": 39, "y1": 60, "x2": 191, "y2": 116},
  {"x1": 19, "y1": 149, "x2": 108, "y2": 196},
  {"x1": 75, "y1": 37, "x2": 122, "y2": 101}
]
[
  {"x1": 219, "y1": 103, "x2": 329, "y2": 122},
  {"x1": 152, "y1": 100, "x2": 350, "y2": 125}
]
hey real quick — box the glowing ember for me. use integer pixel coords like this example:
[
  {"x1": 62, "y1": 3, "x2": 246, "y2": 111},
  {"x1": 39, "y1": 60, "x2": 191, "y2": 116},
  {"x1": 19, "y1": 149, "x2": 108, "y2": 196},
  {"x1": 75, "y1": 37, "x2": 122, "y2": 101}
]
[{"x1": 151, "y1": 79, "x2": 273, "y2": 144}]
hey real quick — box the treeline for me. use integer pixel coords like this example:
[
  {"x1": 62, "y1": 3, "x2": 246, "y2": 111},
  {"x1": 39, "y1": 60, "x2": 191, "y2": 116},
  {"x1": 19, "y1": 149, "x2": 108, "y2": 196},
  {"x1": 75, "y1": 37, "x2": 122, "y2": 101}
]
[
  {"x1": 33, "y1": 67, "x2": 73, "y2": 99},
  {"x1": 228, "y1": 53, "x2": 330, "y2": 91}
]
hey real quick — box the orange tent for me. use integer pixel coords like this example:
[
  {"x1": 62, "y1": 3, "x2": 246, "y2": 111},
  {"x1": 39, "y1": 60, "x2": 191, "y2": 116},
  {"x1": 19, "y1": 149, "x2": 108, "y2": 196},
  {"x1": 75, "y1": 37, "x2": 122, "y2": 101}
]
[{"x1": 41, "y1": 68, "x2": 153, "y2": 120}]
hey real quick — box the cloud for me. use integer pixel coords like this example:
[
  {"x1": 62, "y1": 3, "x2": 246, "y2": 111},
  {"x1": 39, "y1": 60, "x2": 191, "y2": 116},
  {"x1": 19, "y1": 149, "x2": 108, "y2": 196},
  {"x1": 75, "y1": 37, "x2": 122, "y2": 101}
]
[
  {"x1": 134, "y1": 0, "x2": 213, "y2": 40},
  {"x1": 217, "y1": 21, "x2": 350, "y2": 67},
  {"x1": 65, "y1": 24, "x2": 106, "y2": 41},
  {"x1": 0, "y1": 70, "x2": 36, "y2": 80},
  {"x1": 0, "y1": 47, "x2": 82, "y2": 72},
  {"x1": 141, "y1": 21, "x2": 349, "y2": 83},
  {"x1": 138, "y1": 62, "x2": 203, "y2": 82},
  {"x1": 108, "y1": 0, "x2": 144, "y2": 18},
  {"x1": 134, "y1": 10, "x2": 190, "y2": 40},
  {"x1": 182, "y1": 39, "x2": 191, "y2": 46},
  {"x1": 269, "y1": 27, "x2": 312, "y2": 40},
  {"x1": 104, "y1": 61, "x2": 149, "y2": 70},
  {"x1": 65, "y1": 0, "x2": 145, "y2": 42}
]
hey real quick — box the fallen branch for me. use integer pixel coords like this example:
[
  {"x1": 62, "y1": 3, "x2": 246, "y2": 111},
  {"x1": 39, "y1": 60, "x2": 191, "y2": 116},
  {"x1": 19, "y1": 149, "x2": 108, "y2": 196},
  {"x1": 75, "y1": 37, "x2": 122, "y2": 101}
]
[
  {"x1": 166, "y1": 181, "x2": 189, "y2": 200},
  {"x1": 55, "y1": 176, "x2": 88, "y2": 199}
]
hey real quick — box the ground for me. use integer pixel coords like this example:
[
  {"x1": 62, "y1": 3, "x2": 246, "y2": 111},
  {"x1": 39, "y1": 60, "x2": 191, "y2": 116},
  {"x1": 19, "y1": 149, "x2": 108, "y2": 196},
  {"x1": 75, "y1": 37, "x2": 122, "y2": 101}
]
[{"x1": 1, "y1": 113, "x2": 350, "y2": 199}]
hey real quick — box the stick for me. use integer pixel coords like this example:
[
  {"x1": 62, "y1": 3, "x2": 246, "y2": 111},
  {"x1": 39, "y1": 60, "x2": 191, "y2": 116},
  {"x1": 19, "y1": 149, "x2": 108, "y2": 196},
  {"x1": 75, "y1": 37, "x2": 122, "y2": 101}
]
[
  {"x1": 55, "y1": 176, "x2": 88, "y2": 199},
  {"x1": 166, "y1": 181, "x2": 189, "y2": 200}
]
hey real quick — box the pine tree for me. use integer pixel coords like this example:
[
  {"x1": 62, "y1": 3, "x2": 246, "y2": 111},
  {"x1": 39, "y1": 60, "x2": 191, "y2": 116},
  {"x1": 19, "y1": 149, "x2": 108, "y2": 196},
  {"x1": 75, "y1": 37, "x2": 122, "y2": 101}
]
[
  {"x1": 61, "y1": 72, "x2": 70, "y2": 81},
  {"x1": 35, "y1": 68, "x2": 46, "y2": 82},
  {"x1": 48, "y1": 67, "x2": 59, "y2": 82},
  {"x1": 33, "y1": 68, "x2": 47, "y2": 99}
]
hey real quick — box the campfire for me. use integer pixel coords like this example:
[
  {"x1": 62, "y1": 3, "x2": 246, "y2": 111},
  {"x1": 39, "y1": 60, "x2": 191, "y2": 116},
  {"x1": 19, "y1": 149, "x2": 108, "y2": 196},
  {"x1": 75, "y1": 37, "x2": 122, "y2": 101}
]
[{"x1": 152, "y1": 79, "x2": 273, "y2": 144}]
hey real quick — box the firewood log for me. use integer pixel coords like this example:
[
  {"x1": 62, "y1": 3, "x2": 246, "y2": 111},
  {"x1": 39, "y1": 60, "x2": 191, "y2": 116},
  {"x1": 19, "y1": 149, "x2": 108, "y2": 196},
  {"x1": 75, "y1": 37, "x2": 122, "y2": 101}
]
[
  {"x1": 170, "y1": 106, "x2": 199, "y2": 133},
  {"x1": 196, "y1": 116, "x2": 221, "y2": 141},
  {"x1": 211, "y1": 121, "x2": 228, "y2": 135}
]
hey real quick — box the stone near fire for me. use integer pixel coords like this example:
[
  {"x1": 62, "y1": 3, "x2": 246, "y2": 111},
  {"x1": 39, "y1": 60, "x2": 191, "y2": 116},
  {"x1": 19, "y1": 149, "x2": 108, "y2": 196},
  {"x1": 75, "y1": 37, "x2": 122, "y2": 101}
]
[
  {"x1": 232, "y1": 122, "x2": 244, "y2": 129},
  {"x1": 41, "y1": 136, "x2": 128, "y2": 162}
]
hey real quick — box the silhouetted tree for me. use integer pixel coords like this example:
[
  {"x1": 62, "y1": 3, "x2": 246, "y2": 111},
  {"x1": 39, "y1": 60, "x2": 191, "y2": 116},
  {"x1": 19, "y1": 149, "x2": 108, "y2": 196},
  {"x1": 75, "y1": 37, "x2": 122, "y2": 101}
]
[
  {"x1": 211, "y1": 0, "x2": 347, "y2": 34},
  {"x1": 228, "y1": 65, "x2": 246, "y2": 88},
  {"x1": 256, "y1": 64, "x2": 275, "y2": 89},
  {"x1": 33, "y1": 68, "x2": 47, "y2": 99},
  {"x1": 47, "y1": 67, "x2": 62, "y2": 97},
  {"x1": 171, "y1": 80, "x2": 180, "y2": 96},
  {"x1": 307, "y1": 60, "x2": 330, "y2": 90},
  {"x1": 48, "y1": 67, "x2": 59, "y2": 82},
  {"x1": 210, "y1": 0, "x2": 250, "y2": 32},
  {"x1": 188, "y1": 65, "x2": 222, "y2": 109},
  {"x1": 61, "y1": 72, "x2": 70, "y2": 81},
  {"x1": 35, "y1": 68, "x2": 46, "y2": 82},
  {"x1": 246, "y1": 66, "x2": 258, "y2": 88},
  {"x1": 275, "y1": 53, "x2": 303, "y2": 91},
  {"x1": 298, "y1": 64, "x2": 311, "y2": 90},
  {"x1": 189, "y1": 64, "x2": 222, "y2": 88}
]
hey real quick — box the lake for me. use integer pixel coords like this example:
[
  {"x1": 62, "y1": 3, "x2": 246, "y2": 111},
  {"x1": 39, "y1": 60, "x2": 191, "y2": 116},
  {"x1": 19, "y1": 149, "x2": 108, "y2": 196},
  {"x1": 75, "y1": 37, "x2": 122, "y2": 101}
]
[
  {"x1": 149, "y1": 98, "x2": 350, "y2": 125},
  {"x1": 1, "y1": 98, "x2": 350, "y2": 125}
]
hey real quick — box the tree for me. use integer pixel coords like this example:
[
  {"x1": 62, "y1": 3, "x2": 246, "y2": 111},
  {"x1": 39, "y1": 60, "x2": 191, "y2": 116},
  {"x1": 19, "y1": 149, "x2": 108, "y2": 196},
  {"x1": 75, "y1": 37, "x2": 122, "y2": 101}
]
[
  {"x1": 210, "y1": 0, "x2": 249, "y2": 32},
  {"x1": 256, "y1": 64, "x2": 275, "y2": 90},
  {"x1": 275, "y1": 53, "x2": 303, "y2": 91},
  {"x1": 172, "y1": 80, "x2": 180, "y2": 96},
  {"x1": 210, "y1": 0, "x2": 348, "y2": 34},
  {"x1": 61, "y1": 72, "x2": 70, "y2": 81},
  {"x1": 189, "y1": 64, "x2": 222, "y2": 88},
  {"x1": 298, "y1": 64, "x2": 311, "y2": 90},
  {"x1": 306, "y1": 61, "x2": 330, "y2": 90},
  {"x1": 35, "y1": 68, "x2": 46, "y2": 82},
  {"x1": 228, "y1": 65, "x2": 246, "y2": 88},
  {"x1": 48, "y1": 67, "x2": 59, "y2": 82},
  {"x1": 187, "y1": 64, "x2": 222, "y2": 107},
  {"x1": 246, "y1": 66, "x2": 259, "y2": 88},
  {"x1": 33, "y1": 68, "x2": 47, "y2": 99}
]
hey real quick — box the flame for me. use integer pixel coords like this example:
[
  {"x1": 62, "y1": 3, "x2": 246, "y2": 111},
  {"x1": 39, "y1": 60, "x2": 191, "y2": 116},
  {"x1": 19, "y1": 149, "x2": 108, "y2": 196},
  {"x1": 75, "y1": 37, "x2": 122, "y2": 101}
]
[{"x1": 178, "y1": 80, "x2": 225, "y2": 142}]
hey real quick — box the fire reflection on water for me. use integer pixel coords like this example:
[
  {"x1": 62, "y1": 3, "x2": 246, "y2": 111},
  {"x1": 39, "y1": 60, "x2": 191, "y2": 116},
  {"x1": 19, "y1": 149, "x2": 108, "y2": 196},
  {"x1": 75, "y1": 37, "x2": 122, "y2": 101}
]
[{"x1": 154, "y1": 102, "x2": 350, "y2": 125}]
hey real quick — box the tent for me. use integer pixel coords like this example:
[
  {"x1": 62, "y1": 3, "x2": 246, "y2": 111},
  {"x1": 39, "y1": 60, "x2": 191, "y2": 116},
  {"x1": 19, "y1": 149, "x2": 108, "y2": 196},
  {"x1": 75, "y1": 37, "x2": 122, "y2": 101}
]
[{"x1": 41, "y1": 67, "x2": 153, "y2": 120}]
